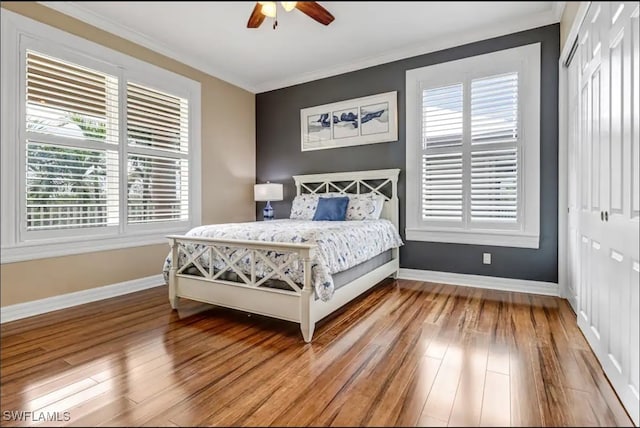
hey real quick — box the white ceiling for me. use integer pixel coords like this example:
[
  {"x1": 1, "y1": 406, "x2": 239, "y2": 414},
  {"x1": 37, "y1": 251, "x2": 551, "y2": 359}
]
[{"x1": 41, "y1": 1, "x2": 563, "y2": 93}]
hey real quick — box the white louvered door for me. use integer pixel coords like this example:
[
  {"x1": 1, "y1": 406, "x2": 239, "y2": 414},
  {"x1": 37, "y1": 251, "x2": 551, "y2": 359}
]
[{"x1": 568, "y1": 2, "x2": 640, "y2": 424}]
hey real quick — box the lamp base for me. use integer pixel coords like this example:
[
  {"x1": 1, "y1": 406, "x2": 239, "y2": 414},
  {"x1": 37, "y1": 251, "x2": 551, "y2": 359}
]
[{"x1": 263, "y1": 200, "x2": 274, "y2": 220}]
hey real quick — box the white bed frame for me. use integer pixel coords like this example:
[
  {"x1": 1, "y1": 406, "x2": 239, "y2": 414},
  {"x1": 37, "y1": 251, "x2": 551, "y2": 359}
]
[{"x1": 167, "y1": 169, "x2": 400, "y2": 342}]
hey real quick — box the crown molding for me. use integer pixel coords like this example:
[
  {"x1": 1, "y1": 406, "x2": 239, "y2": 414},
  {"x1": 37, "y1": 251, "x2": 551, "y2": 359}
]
[
  {"x1": 560, "y1": 1, "x2": 591, "y2": 63},
  {"x1": 254, "y1": 8, "x2": 559, "y2": 93},
  {"x1": 37, "y1": 2, "x2": 559, "y2": 95},
  {"x1": 552, "y1": 1, "x2": 567, "y2": 21},
  {"x1": 37, "y1": 1, "x2": 258, "y2": 93}
]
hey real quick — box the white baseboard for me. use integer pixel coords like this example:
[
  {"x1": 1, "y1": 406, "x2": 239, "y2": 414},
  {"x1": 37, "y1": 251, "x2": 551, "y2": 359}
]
[
  {"x1": 398, "y1": 268, "x2": 559, "y2": 296},
  {"x1": 0, "y1": 274, "x2": 165, "y2": 323},
  {"x1": 565, "y1": 293, "x2": 578, "y2": 313}
]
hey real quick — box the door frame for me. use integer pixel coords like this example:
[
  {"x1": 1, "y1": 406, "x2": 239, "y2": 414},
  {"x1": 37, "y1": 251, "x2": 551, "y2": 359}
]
[{"x1": 559, "y1": 1, "x2": 592, "y2": 312}]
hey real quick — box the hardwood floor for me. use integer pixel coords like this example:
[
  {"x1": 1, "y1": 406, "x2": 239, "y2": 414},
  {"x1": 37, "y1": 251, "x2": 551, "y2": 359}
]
[{"x1": 0, "y1": 280, "x2": 633, "y2": 427}]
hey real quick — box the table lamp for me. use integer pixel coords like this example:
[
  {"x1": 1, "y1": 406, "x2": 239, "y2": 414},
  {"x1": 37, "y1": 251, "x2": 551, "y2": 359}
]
[{"x1": 254, "y1": 182, "x2": 283, "y2": 220}]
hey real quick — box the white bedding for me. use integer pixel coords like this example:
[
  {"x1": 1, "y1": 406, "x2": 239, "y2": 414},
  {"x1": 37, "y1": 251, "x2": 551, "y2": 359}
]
[{"x1": 163, "y1": 219, "x2": 403, "y2": 301}]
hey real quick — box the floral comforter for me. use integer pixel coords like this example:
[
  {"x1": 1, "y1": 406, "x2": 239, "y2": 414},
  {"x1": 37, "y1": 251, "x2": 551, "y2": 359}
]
[{"x1": 162, "y1": 219, "x2": 403, "y2": 302}]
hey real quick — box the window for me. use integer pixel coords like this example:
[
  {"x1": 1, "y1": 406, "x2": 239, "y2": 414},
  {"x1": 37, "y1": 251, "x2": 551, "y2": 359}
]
[
  {"x1": 25, "y1": 51, "x2": 120, "y2": 233},
  {"x1": 1, "y1": 11, "x2": 201, "y2": 262},
  {"x1": 405, "y1": 44, "x2": 540, "y2": 248}
]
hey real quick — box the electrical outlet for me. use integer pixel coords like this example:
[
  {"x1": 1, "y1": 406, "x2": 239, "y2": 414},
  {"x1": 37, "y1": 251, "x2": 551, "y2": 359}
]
[{"x1": 483, "y1": 253, "x2": 491, "y2": 264}]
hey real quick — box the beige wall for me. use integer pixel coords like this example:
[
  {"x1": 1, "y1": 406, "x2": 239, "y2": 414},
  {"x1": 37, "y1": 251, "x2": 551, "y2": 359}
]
[
  {"x1": 560, "y1": 1, "x2": 582, "y2": 52},
  {"x1": 0, "y1": 2, "x2": 256, "y2": 306}
]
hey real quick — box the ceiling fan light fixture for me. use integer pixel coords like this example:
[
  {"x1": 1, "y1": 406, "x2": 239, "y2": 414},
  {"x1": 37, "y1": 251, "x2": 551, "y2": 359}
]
[
  {"x1": 247, "y1": 1, "x2": 334, "y2": 29},
  {"x1": 259, "y1": 1, "x2": 277, "y2": 18},
  {"x1": 281, "y1": 1, "x2": 297, "y2": 12}
]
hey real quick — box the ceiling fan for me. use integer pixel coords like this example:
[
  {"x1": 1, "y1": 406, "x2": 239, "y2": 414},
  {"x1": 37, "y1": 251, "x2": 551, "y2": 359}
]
[{"x1": 247, "y1": 2, "x2": 335, "y2": 30}]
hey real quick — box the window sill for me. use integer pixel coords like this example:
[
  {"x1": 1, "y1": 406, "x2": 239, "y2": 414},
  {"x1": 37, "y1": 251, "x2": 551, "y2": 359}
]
[
  {"x1": 405, "y1": 228, "x2": 540, "y2": 249},
  {"x1": 1, "y1": 227, "x2": 192, "y2": 264}
]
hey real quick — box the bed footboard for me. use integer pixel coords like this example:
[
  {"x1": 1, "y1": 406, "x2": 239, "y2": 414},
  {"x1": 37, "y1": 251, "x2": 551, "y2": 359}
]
[{"x1": 167, "y1": 235, "x2": 318, "y2": 341}]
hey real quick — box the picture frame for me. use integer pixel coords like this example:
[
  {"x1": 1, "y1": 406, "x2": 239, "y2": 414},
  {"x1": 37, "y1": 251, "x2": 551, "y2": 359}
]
[{"x1": 300, "y1": 91, "x2": 398, "y2": 152}]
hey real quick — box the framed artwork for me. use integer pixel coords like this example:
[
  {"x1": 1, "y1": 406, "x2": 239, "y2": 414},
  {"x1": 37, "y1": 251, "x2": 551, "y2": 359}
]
[{"x1": 300, "y1": 91, "x2": 398, "y2": 151}]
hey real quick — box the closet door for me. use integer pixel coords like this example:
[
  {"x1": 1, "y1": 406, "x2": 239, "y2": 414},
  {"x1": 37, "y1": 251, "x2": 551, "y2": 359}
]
[
  {"x1": 576, "y1": 2, "x2": 608, "y2": 356},
  {"x1": 572, "y1": 2, "x2": 640, "y2": 423},
  {"x1": 601, "y1": 2, "x2": 640, "y2": 422},
  {"x1": 567, "y1": 53, "x2": 580, "y2": 311}
]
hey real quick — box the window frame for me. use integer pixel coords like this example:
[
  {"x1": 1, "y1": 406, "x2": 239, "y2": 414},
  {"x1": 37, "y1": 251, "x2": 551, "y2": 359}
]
[
  {"x1": 405, "y1": 43, "x2": 540, "y2": 249},
  {"x1": 1, "y1": 10, "x2": 201, "y2": 263}
]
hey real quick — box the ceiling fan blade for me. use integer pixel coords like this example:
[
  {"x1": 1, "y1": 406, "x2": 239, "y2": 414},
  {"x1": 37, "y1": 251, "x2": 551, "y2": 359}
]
[
  {"x1": 295, "y1": 2, "x2": 335, "y2": 26},
  {"x1": 247, "y1": 3, "x2": 266, "y2": 28}
]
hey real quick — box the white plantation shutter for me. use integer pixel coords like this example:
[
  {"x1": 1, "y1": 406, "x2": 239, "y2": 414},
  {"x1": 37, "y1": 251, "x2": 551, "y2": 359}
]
[
  {"x1": 26, "y1": 52, "x2": 119, "y2": 143},
  {"x1": 22, "y1": 51, "x2": 192, "y2": 235},
  {"x1": 127, "y1": 83, "x2": 189, "y2": 153},
  {"x1": 422, "y1": 84, "x2": 464, "y2": 222},
  {"x1": 25, "y1": 51, "x2": 119, "y2": 231},
  {"x1": 127, "y1": 154, "x2": 189, "y2": 223},
  {"x1": 470, "y1": 73, "x2": 519, "y2": 223},
  {"x1": 26, "y1": 143, "x2": 119, "y2": 230},
  {"x1": 422, "y1": 153, "x2": 463, "y2": 220},
  {"x1": 470, "y1": 148, "x2": 518, "y2": 222},
  {"x1": 2, "y1": 15, "x2": 202, "y2": 261},
  {"x1": 420, "y1": 72, "x2": 520, "y2": 227},
  {"x1": 471, "y1": 73, "x2": 518, "y2": 145},
  {"x1": 423, "y1": 83, "x2": 463, "y2": 149},
  {"x1": 126, "y1": 83, "x2": 189, "y2": 224},
  {"x1": 406, "y1": 43, "x2": 540, "y2": 248}
]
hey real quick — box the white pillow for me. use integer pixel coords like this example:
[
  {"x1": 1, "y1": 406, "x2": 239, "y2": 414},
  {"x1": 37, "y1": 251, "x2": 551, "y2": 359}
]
[
  {"x1": 371, "y1": 194, "x2": 386, "y2": 220},
  {"x1": 289, "y1": 194, "x2": 320, "y2": 220},
  {"x1": 344, "y1": 194, "x2": 376, "y2": 220},
  {"x1": 289, "y1": 192, "x2": 386, "y2": 220},
  {"x1": 345, "y1": 193, "x2": 385, "y2": 220}
]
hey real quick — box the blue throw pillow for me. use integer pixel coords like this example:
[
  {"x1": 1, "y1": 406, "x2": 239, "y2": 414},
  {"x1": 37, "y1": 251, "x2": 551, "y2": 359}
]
[{"x1": 312, "y1": 197, "x2": 349, "y2": 221}]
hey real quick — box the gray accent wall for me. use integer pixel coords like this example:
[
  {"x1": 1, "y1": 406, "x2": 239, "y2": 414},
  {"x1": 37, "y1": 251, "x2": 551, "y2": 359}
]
[{"x1": 256, "y1": 24, "x2": 559, "y2": 283}]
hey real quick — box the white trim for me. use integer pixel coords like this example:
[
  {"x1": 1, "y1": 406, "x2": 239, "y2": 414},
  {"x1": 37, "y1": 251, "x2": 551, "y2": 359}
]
[
  {"x1": 398, "y1": 268, "x2": 559, "y2": 296},
  {"x1": 405, "y1": 43, "x2": 541, "y2": 248},
  {"x1": 254, "y1": 9, "x2": 558, "y2": 93},
  {"x1": 189, "y1": 85, "x2": 202, "y2": 228},
  {"x1": 553, "y1": 1, "x2": 568, "y2": 22},
  {"x1": 37, "y1": 2, "x2": 558, "y2": 94},
  {"x1": 0, "y1": 274, "x2": 164, "y2": 323},
  {"x1": 36, "y1": 1, "x2": 257, "y2": 93},
  {"x1": 558, "y1": 49, "x2": 570, "y2": 305},
  {"x1": 560, "y1": 2, "x2": 592, "y2": 64},
  {"x1": 0, "y1": 10, "x2": 19, "y2": 252},
  {"x1": 1, "y1": 233, "x2": 181, "y2": 264},
  {"x1": 558, "y1": 2, "x2": 590, "y2": 312},
  {"x1": 0, "y1": 10, "x2": 202, "y2": 264},
  {"x1": 405, "y1": 229, "x2": 540, "y2": 249}
]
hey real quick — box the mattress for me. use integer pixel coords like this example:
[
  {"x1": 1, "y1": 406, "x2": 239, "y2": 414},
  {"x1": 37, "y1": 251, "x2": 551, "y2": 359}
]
[
  {"x1": 163, "y1": 219, "x2": 403, "y2": 301},
  {"x1": 185, "y1": 249, "x2": 393, "y2": 297}
]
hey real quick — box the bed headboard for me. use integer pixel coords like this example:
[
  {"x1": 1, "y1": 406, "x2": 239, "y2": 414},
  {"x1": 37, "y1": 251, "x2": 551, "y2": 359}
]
[{"x1": 292, "y1": 169, "x2": 400, "y2": 231}]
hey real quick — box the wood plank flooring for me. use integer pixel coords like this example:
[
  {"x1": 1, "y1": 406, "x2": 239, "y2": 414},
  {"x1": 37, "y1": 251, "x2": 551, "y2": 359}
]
[{"x1": 0, "y1": 279, "x2": 633, "y2": 427}]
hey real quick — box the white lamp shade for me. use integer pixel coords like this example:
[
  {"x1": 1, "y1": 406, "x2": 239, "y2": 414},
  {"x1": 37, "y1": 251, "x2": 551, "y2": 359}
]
[
  {"x1": 259, "y1": 1, "x2": 277, "y2": 18},
  {"x1": 254, "y1": 183, "x2": 283, "y2": 201},
  {"x1": 281, "y1": 1, "x2": 297, "y2": 12}
]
